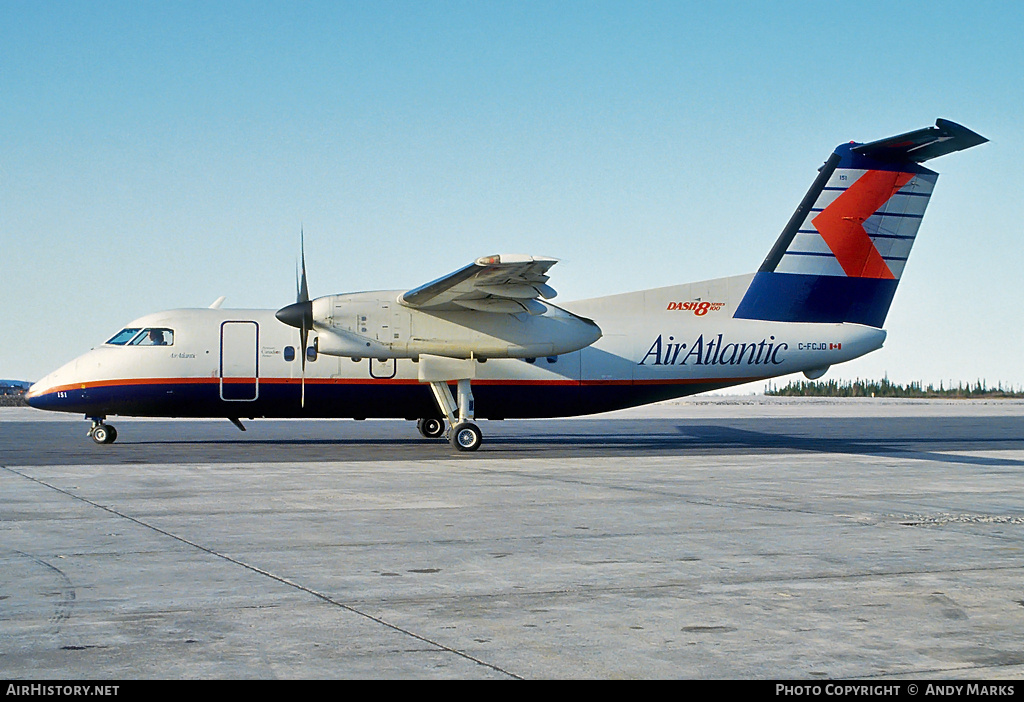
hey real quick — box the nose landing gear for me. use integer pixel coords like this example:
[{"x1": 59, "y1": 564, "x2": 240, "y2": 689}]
[{"x1": 88, "y1": 417, "x2": 118, "y2": 445}]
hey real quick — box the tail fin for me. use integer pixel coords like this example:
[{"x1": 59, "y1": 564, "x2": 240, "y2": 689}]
[{"x1": 734, "y1": 119, "x2": 986, "y2": 327}]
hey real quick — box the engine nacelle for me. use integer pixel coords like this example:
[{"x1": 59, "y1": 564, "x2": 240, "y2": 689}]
[
  {"x1": 315, "y1": 327, "x2": 393, "y2": 358},
  {"x1": 310, "y1": 292, "x2": 601, "y2": 359}
]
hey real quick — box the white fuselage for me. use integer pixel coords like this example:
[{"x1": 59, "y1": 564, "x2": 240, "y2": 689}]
[{"x1": 27, "y1": 272, "x2": 885, "y2": 420}]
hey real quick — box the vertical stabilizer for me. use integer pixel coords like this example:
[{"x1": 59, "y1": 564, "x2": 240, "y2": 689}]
[{"x1": 734, "y1": 119, "x2": 986, "y2": 327}]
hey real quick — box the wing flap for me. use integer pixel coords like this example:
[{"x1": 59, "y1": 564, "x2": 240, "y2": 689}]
[{"x1": 399, "y1": 254, "x2": 559, "y2": 313}]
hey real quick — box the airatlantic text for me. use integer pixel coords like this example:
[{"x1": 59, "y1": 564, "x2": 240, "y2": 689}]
[{"x1": 639, "y1": 334, "x2": 788, "y2": 366}]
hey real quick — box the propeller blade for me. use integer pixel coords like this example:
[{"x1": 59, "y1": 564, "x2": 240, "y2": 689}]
[
  {"x1": 300, "y1": 323, "x2": 308, "y2": 409},
  {"x1": 298, "y1": 226, "x2": 309, "y2": 304},
  {"x1": 298, "y1": 228, "x2": 309, "y2": 407},
  {"x1": 277, "y1": 229, "x2": 313, "y2": 409}
]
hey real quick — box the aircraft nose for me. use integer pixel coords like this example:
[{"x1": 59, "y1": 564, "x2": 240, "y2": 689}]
[
  {"x1": 24, "y1": 380, "x2": 51, "y2": 410},
  {"x1": 24, "y1": 383, "x2": 41, "y2": 408},
  {"x1": 22, "y1": 358, "x2": 80, "y2": 412}
]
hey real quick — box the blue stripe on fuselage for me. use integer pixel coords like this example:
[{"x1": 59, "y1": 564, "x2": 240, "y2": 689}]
[{"x1": 26, "y1": 378, "x2": 744, "y2": 421}]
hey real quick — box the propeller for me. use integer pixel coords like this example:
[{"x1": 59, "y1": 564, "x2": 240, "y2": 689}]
[{"x1": 275, "y1": 230, "x2": 314, "y2": 407}]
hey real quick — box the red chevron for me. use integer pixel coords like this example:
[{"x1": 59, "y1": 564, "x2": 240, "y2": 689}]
[{"x1": 812, "y1": 170, "x2": 915, "y2": 279}]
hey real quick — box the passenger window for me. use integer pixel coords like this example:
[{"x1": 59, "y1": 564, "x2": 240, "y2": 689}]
[
  {"x1": 131, "y1": 328, "x2": 174, "y2": 346},
  {"x1": 284, "y1": 346, "x2": 295, "y2": 362},
  {"x1": 106, "y1": 328, "x2": 142, "y2": 345}
]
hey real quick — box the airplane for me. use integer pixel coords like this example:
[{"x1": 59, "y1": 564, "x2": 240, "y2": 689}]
[{"x1": 25, "y1": 119, "x2": 987, "y2": 451}]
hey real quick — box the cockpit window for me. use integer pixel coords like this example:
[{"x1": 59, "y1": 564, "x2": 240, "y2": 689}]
[
  {"x1": 129, "y1": 328, "x2": 174, "y2": 346},
  {"x1": 106, "y1": 328, "x2": 142, "y2": 345}
]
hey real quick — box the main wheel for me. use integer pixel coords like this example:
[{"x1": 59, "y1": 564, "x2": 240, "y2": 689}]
[
  {"x1": 449, "y1": 422, "x2": 482, "y2": 452},
  {"x1": 416, "y1": 417, "x2": 445, "y2": 439},
  {"x1": 91, "y1": 425, "x2": 117, "y2": 445}
]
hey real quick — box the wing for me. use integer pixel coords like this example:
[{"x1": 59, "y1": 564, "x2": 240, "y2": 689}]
[{"x1": 398, "y1": 254, "x2": 559, "y2": 315}]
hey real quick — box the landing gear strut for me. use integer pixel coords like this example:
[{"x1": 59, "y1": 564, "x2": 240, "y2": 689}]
[
  {"x1": 428, "y1": 378, "x2": 481, "y2": 452},
  {"x1": 88, "y1": 417, "x2": 117, "y2": 445},
  {"x1": 416, "y1": 355, "x2": 483, "y2": 452}
]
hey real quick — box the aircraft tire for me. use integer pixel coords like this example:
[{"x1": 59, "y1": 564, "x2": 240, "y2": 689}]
[
  {"x1": 92, "y1": 425, "x2": 117, "y2": 445},
  {"x1": 450, "y1": 422, "x2": 482, "y2": 452},
  {"x1": 416, "y1": 417, "x2": 445, "y2": 439}
]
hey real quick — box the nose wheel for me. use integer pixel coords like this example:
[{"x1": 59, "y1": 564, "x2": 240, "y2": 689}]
[{"x1": 88, "y1": 418, "x2": 118, "y2": 445}]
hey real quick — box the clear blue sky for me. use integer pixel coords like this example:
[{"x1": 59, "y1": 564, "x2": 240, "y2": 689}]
[{"x1": 2, "y1": 1, "x2": 1021, "y2": 389}]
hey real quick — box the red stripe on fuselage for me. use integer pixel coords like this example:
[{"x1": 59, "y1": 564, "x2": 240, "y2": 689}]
[{"x1": 31, "y1": 374, "x2": 773, "y2": 397}]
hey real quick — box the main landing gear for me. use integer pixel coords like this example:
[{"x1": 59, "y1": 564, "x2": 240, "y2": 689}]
[
  {"x1": 449, "y1": 421, "x2": 483, "y2": 451},
  {"x1": 414, "y1": 355, "x2": 485, "y2": 452},
  {"x1": 88, "y1": 417, "x2": 117, "y2": 445},
  {"x1": 416, "y1": 417, "x2": 445, "y2": 439},
  {"x1": 417, "y1": 377, "x2": 483, "y2": 451},
  {"x1": 417, "y1": 416, "x2": 483, "y2": 451}
]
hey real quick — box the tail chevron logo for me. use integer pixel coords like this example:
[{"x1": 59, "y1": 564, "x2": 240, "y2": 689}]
[
  {"x1": 812, "y1": 170, "x2": 915, "y2": 279},
  {"x1": 734, "y1": 119, "x2": 986, "y2": 328}
]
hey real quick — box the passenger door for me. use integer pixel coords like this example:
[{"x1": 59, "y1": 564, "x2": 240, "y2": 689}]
[{"x1": 220, "y1": 321, "x2": 259, "y2": 401}]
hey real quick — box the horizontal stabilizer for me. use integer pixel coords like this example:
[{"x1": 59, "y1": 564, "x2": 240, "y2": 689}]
[{"x1": 853, "y1": 118, "x2": 987, "y2": 163}]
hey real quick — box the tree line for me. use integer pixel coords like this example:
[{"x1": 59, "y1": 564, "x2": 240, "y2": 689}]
[{"x1": 764, "y1": 377, "x2": 1024, "y2": 398}]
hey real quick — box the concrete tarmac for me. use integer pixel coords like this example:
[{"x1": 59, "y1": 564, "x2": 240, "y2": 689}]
[{"x1": 1, "y1": 397, "x2": 1023, "y2": 679}]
